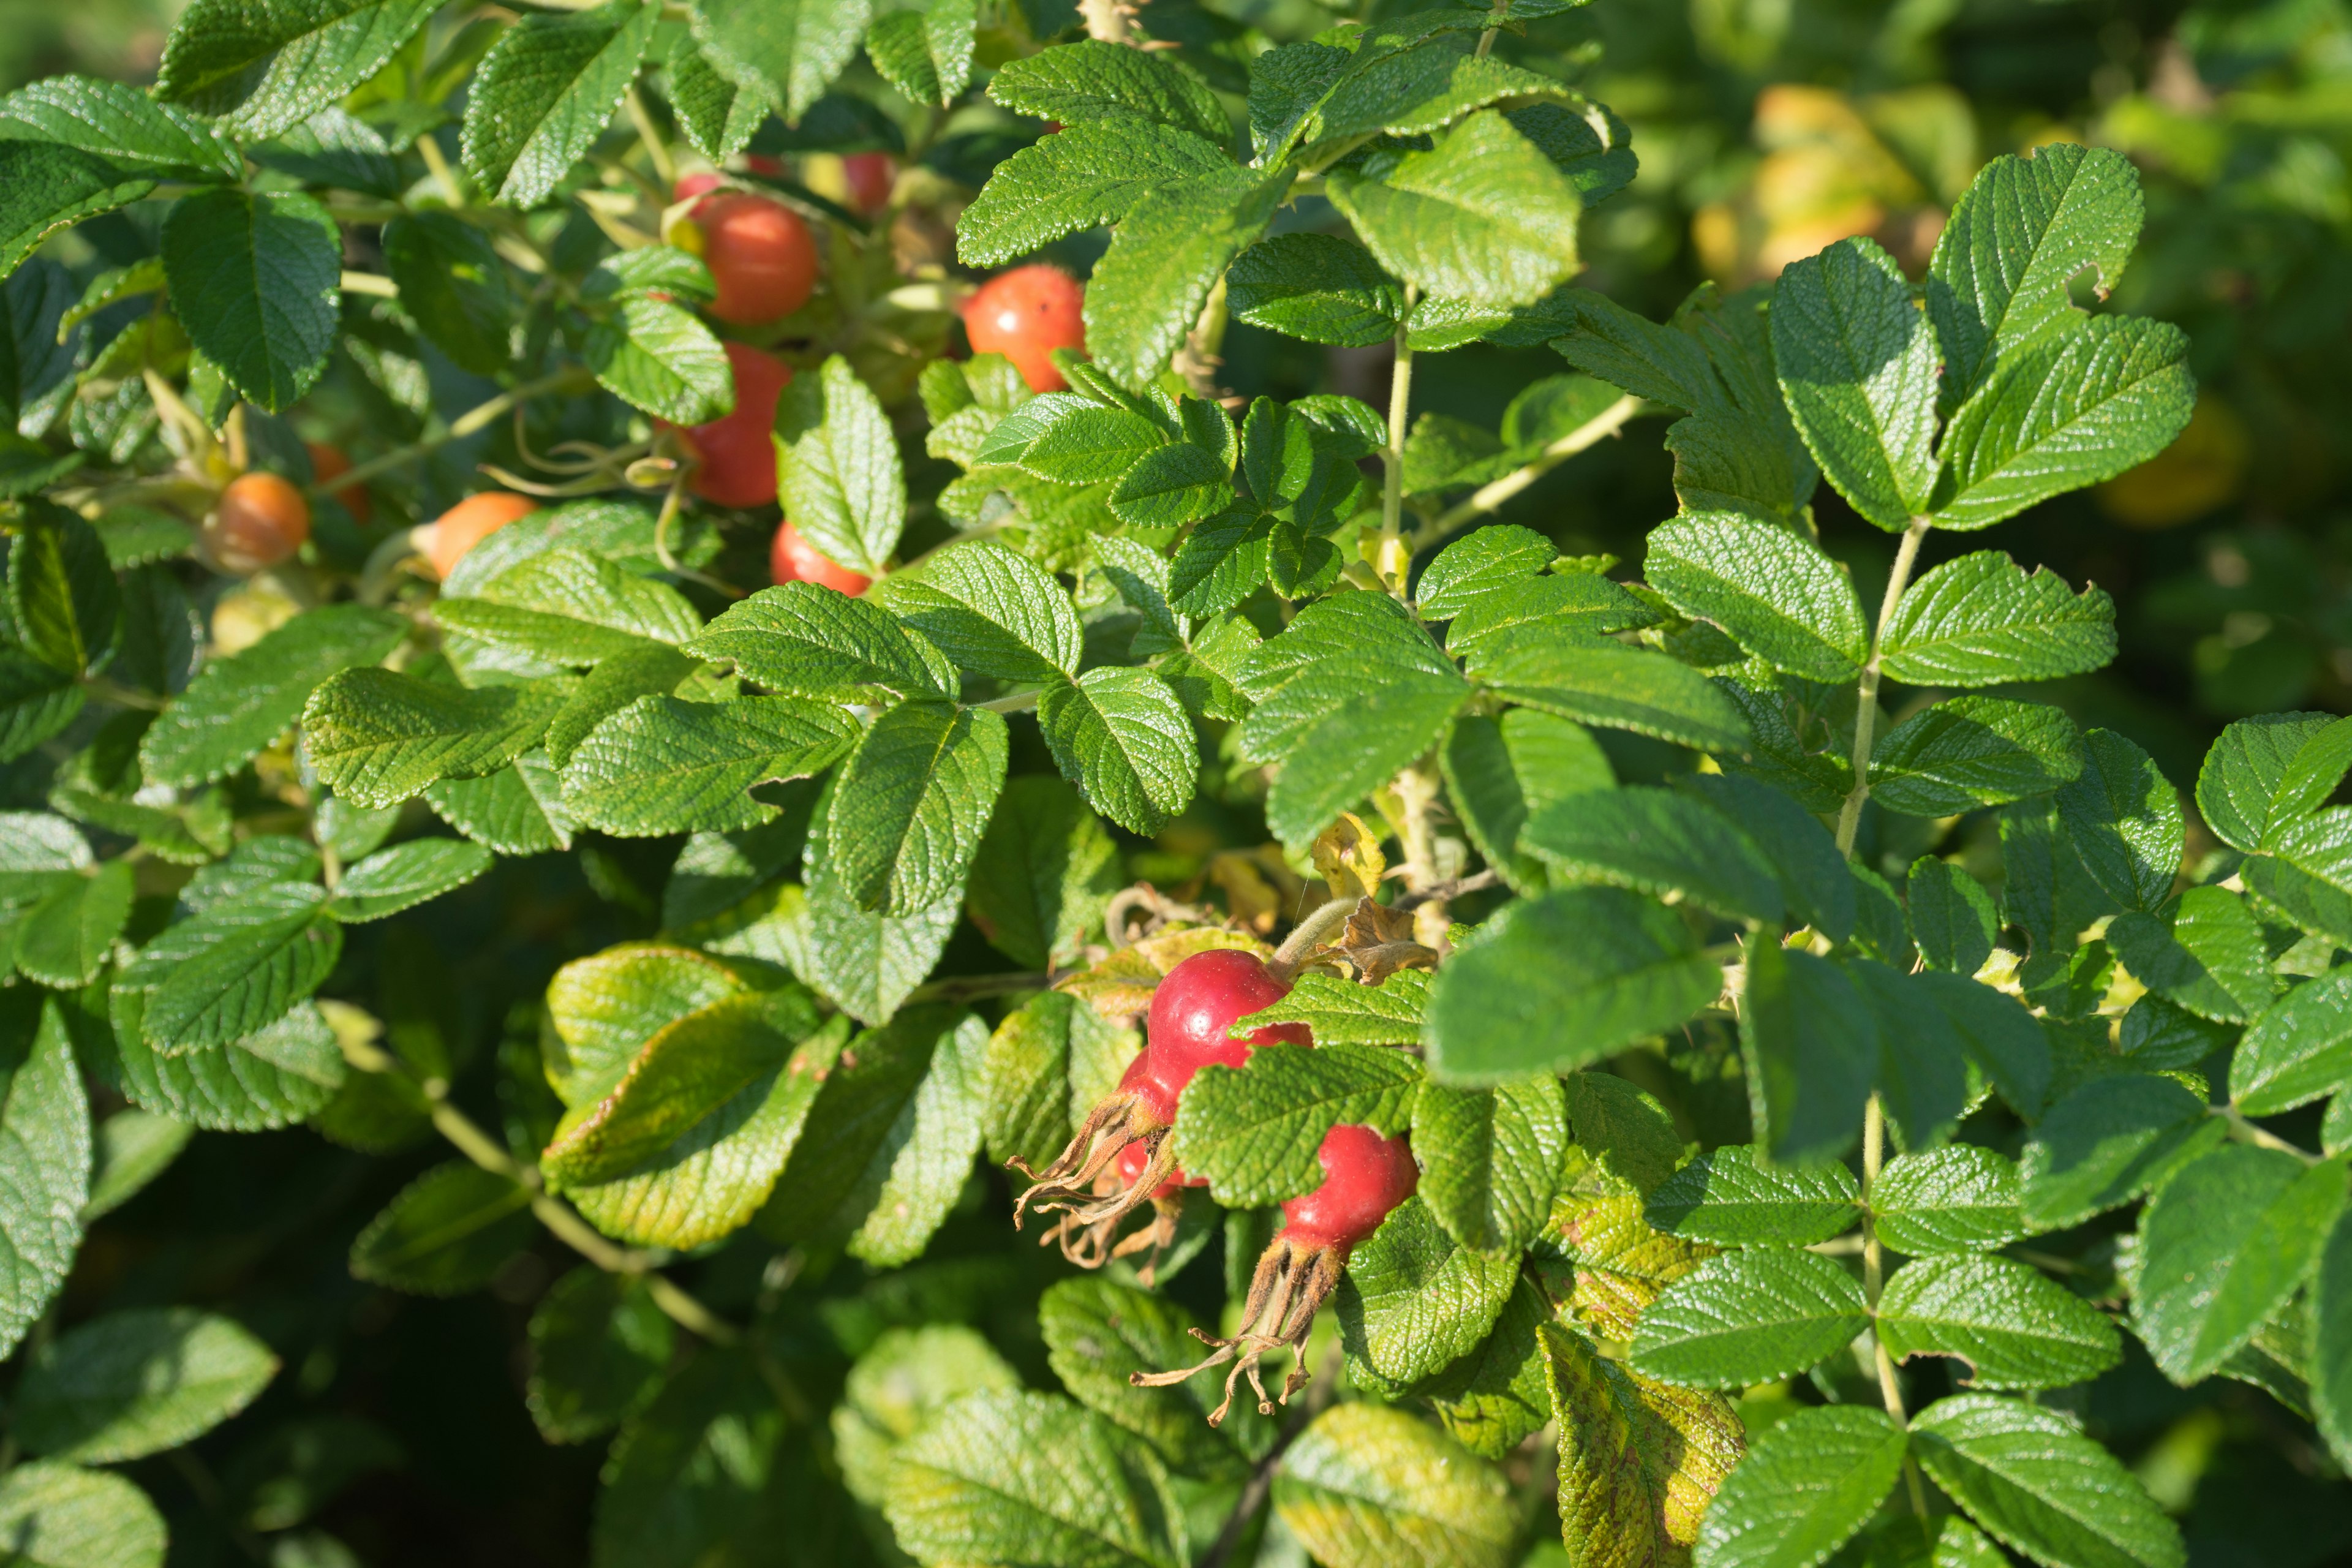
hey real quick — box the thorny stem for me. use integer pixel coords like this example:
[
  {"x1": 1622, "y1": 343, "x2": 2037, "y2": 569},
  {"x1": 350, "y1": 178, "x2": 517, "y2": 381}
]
[
  {"x1": 1415, "y1": 393, "x2": 1643, "y2": 550},
  {"x1": 316, "y1": 368, "x2": 594, "y2": 496},
  {"x1": 1834, "y1": 518, "x2": 1931, "y2": 858},
  {"x1": 1374, "y1": 300, "x2": 1417, "y2": 596},
  {"x1": 1861, "y1": 1095, "x2": 1931, "y2": 1516}
]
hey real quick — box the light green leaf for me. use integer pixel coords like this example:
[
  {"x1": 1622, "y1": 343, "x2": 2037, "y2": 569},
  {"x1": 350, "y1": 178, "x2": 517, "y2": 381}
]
[
  {"x1": 0, "y1": 1461, "x2": 164, "y2": 1568},
  {"x1": 1741, "y1": 943, "x2": 1876, "y2": 1166},
  {"x1": 1644, "y1": 511, "x2": 1866, "y2": 681},
  {"x1": 1272, "y1": 1404, "x2": 1513, "y2": 1568},
  {"x1": 584, "y1": 293, "x2": 731, "y2": 424},
  {"x1": 155, "y1": 0, "x2": 440, "y2": 138},
  {"x1": 0, "y1": 74, "x2": 241, "y2": 181},
  {"x1": 1629, "y1": 1247, "x2": 1870, "y2": 1388},
  {"x1": 1039, "y1": 1277, "x2": 1265, "y2": 1476},
  {"x1": 1172, "y1": 1042, "x2": 1422, "y2": 1207},
  {"x1": 1930, "y1": 318, "x2": 2193, "y2": 532},
  {"x1": 957, "y1": 119, "x2": 1230, "y2": 269},
  {"x1": 141, "y1": 604, "x2": 406, "y2": 788},
  {"x1": 687, "y1": 581, "x2": 952, "y2": 699},
  {"x1": 1227, "y1": 233, "x2": 1403, "y2": 349},
  {"x1": 1084, "y1": 165, "x2": 1292, "y2": 386},
  {"x1": 561, "y1": 695, "x2": 855, "y2": 837},
  {"x1": 824, "y1": 699, "x2": 1007, "y2": 916},
  {"x1": 1910, "y1": 1393, "x2": 2184, "y2": 1568},
  {"x1": 1879, "y1": 552, "x2": 2117, "y2": 688},
  {"x1": 1411, "y1": 1074, "x2": 1567, "y2": 1254},
  {"x1": 159, "y1": 187, "x2": 339, "y2": 412},
  {"x1": 1544, "y1": 1321, "x2": 1744, "y2": 1568},
  {"x1": 324, "y1": 839, "x2": 492, "y2": 923},
  {"x1": 1879, "y1": 1253, "x2": 2120, "y2": 1390},
  {"x1": 1425, "y1": 886, "x2": 1719, "y2": 1085},
  {"x1": 1468, "y1": 636, "x2": 1752, "y2": 754},
  {"x1": 1522, "y1": 783, "x2": 1783, "y2": 925},
  {"x1": 1337, "y1": 1196, "x2": 1518, "y2": 1387},
  {"x1": 349, "y1": 1160, "x2": 537, "y2": 1295},
  {"x1": 835, "y1": 1324, "x2": 1021, "y2": 1506},
  {"x1": 1873, "y1": 1145, "x2": 2026, "y2": 1256},
  {"x1": 1771, "y1": 235, "x2": 1941, "y2": 531},
  {"x1": 1038, "y1": 666, "x2": 1196, "y2": 836},
  {"x1": 525, "y1": 1268, "x2": 673, "y2": 1444},
  {"x1": 2135, "y1": 1146, "x2": 2347, "y2": 1384},
  {"x1": 0, "y1": 995, "x2": 89, "y2": 1360},
  {"x1": 778, "y1": 355, "x2": 907, "y2": 579},
  {"x1": 872, "y1": 540, "x2": 1080, "y2": 683},
  {"x1": 94, "y1": 985, "x2": 344, "y2": 1133},
  {"x1": 2234, "y1": 970, "x2": 2352, "y2": 1115},
  {"x1": 2106, "y1": 884, "x2": 2272, "y2": 1024},
  {"x1": 461, "y1": 0, "x2": 659, "y2": 208},
  {"x1": 1441, "y1": 709, "x2": 1613, "y2": 894},
  {"x1": 2197, "y1": 712, "x2": 2352, "y2": 856},
  {"x1": 766, "y1": 827, "x2": 960, "y2": 1028},
  {"x1": 1109, "y1": 441, "x2": 1230, "y2": 530},
  {"x1": 425, "y1": 753, "x2": 578, "y2": 856},
  {"x1": 1254, "y1": 666, "x2": 1470, "y2": 852},
  {"x1": 1693, "y1": 1404, "x2": 1905, "y2": 1568},
  {"x1": 844, "y1": 1011, "x2": 986, "y2": 1268},
  {"x1": 989, "y1": 39, "x2": 1229, "y2": 144},
  {"x1": 884, "y1": 1390, "x2": 1185, "y2": 1568},
  {"x1": 2019, "y1": 1073, "x2": 2224, "y2": 1231},
  {"x1": 140, "y1": 883, "x2": 342, "y2": 1057},
  {"x1": 302, "y1": 669, "x2": 573, "y2": 808},
  {"x1": 1235, "y1": 970, "x2": 1429, "y2": 1048},
  {"x1": 1644, "y1": 1144, "x2": 1860, "y2": 1247},
  {"x1": 965, "y1": 775, "x2": 1117, "y2": 972},
  {"x1": 14, "y1": 1307, "x2": 277, "y2": 1463},
  {"x1": 1868, "y1": 696, "x2": 2084, "y2": 816},
  {"x1": 1329, "y1": 110, "x2": 1582, "y2": 310},
  {"x1": 13, "y1": 861, "x2": 133, "y2": 990},
  {"x1": 691, "y1": 0, "x2": 866, "y2": 124}
]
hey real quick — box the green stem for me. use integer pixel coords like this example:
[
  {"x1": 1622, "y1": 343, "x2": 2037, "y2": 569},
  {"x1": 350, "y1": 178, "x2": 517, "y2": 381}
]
[
  {"x1": 2219, "y1": 1106, "x2": 2323, "y2": 1165},
  {"x1": 1860, "y1": 1095, "x2": 1932, "y2": 1516},
  {"x1": 1374, "y1": 303, "x2": 1417, "y2": 597},
  {"x1": 317, "y1": 368, "x2": 593, "y2": 497},
  {"x1": 1414, "y1": 393, "x2": 1643, "y2": 551},
  {"x1": 1834, "y1": 518, "x2": 1931, "y2": 858}
]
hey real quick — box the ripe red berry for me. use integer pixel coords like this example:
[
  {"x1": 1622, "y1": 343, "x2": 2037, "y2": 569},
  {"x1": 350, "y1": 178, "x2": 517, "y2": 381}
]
[
  {"x1": 673, "y1": 342, "x2": 792, "y2": 508},
  {"x1": 770, "y1": 519, "x2": 872, "y2": 595},
  {"x1": 692, "y1": 192, "x2": 820, "y2": 325},
  {"x1": 842, "y1": 151, "x2": 895, "y2": 215},
  {"x1": 207, "y1": 473, "x2": 309, "y2": 573},
  {"x1": 1279, "y1": 1125, "x2": 1418, "y2": 1250},
  {"x1": 673, "y1": 171, "x2": 724, "y2": 205},
  {"x1": 963, "y1": 265, "x2": 1086, "y2": 393},
  {"x1": 305, "y1": 442, "x2": 369, "y2": 526},
  {"x1": 1141, "y1": 948, "x2": 1310, "y2": 1106},
  {"x1": 419, "y1": 491, "x2": 539, "y2": 579}
]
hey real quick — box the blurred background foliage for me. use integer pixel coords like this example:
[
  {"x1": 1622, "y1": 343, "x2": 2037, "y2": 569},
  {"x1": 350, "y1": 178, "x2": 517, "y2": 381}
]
[{"x1": 13, "y1": 0, "x2": 2352, "y2": 1563}]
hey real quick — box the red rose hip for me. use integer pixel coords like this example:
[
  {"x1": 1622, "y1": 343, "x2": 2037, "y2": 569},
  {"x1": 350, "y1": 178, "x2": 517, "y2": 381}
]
[
  {"x1": 693, "y1": 192, "x2": 820, "y2": 325},
  {"x1": 963, "y1": 265, "x2": 1085, "y2": 393},
  {"x1": 770, "y1": 519, "x2": 872, "y2": 595},
  {"x1": 671, "y1": 342, "x2": 791, "y2": 508}
]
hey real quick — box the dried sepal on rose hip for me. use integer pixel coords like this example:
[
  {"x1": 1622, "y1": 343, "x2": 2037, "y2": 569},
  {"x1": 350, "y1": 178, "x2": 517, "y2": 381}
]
[
  {"x1": 1133, "y1": 1123, "x2": 1418, "y2": 1425},
  {"x1": 1037, "y1": 1091, "x2": 1207, "y2": 1284},
  {"x1": 1009, "y1": 946, "x2": 1307, "y2": 1254}
]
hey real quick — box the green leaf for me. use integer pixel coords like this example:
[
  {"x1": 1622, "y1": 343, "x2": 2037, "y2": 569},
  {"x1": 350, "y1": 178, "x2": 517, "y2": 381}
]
[
  {"x1": 1740, "y1": 943, "x2": 1877, "y2": 1166},
  {"x1": 1629, "y1": 1246, "x2": 1870, "y2": 1387},
  {"x1": 0, "y1": 1461, "x2": 164, "y2": 1568},
  {"x1": 349, "y1": 1160, "x2": 537, "y2": 1295},
  {"x1": 82, "y1": 1109, "x2": 190, "y2": 1222},
  {"x1": 302, "y1": 668, "x2": 573, "y2": 808},
  {"x1": 140, "y1": 604, "x2": 406, "y2": 788},
  {"x1": 836, "y1": 1325, "x2": 1022, "y2": 1506},
  {"x1": 2019, "y1": 1073, "x2": 2225, "y2": 1231},
  {"x1": 1227, "y1": 233, "x2": 1403, "y2": 349},
  {"x1": 0, "y1": 995, "x2": 89, "y2": 1360},
  {"x1": 1411, "y1": 1074, "x2": 1568, "y2": 1253},
  {"x1": 964, "y1": 775, "x2": 1117, "y2": 972},
  {"x1": 461, "y1": 0, "x2": 659, "y2": 208},
  {"x1": 1847, "y1": 957, "x2": 1972, "y2": 1151},
  {"x1": 1770, "y1": 236, "x2": 1941, "y2": 531},
  {"x1": 688, "y1": 581, "x2": 952, "y2": 700},
  {"x1": 545, "y1": 941, "x2": 761, "y2": 1106},
  {"x1": 1644, "y1": 511, "x2": 1866, "y2": 681},
  {"x1": 778, "y1": 355, "x2": 906, "y2": 578},
  {"x1": 1879, "y1": 552, "x2": 2117, "y2": 688},
  {"x1": 14, "y1": 861, "x2": 134, "y2": 990},
  {"x1": 824, "y1": 699, "x2": 1007, "y2": 916},
  {"x1": 1469, "y1": 636, "x2": 1751, "y2": 754},
  {"x1": 0, "y1": 74, "x2": 240, "y2": 181},
  {"x1": 2135, "y1": 1146, "x2": 2347, "y2": 1384},
  {"x1": 1037, "y1": 666, "x2": 1196, "y2": 836},
  {"x1": 863, "y1": 2, "x2": 970, "y2": 107},
  {"x1": 957, "y1": 119, "x2": 1229, "y2": 269},
  {"x1": 1237, "y1": 970, "x2": 1429, "y2": 1047},
  {"x1": 561, "y1": 695, "x2": 855, "y2": 837},
  {"x1": 1109, "y1": 442, "x2": 1230, "y2": 530},
  {"x1": 381, "y1": 212, "x2": 512, "y2": 375},
  {"x1": 884, "y1": 1390, "x2": 1185, "y2": 1568},
  {"x1": 1329, "y1": 109, "x2": 1580, "y2": 310},
  {"x1": 156, "y1": 0, "x2": 441, "y2": 138},
  {"x1": 1419, "y1": 1276, "x2": 1552, "y2": 1461},
  {"x1": 584, "y1": 293, "x2": 732, "y2": 424},
  {"x1": 1441, "y1": 709, "x2": 1613, "y2": 893},
  {"x1": 1019, "y1": 405, "x2": 1164, "y2": 484},
  {"x1": 590, "y1": 1346, "x2": 796, "y2": 1564},
  {"x1": 1907, "y1": 857, "x2": 1998, "y2": 976},
  {"x1": 1338, "y1": 1195, "x2": 1519, "y2": 1387},
  {"x1": 1684, "y1": 771, "x2": 1858, "y2": 944},
  {"x1": 2198, "y1": 712, "x2": 2352, "y2": 856},
  {"x1": 525, "y1": 1269, "x2": 673, "y2": 1444},
  {"x1": 1879, "y1": 1253, "x2": 2120, "y2": 1390},
  {"x1": 979, "y1": 991, "x2": 1079, "y2": 1172},
  {"x1": 872, "y1": 540, "x2": 1080, "y2": 683},
  {"x1": 1039, "y1": 1278, "x2": 1265, "y2": 1476},
  {"x1": 0, "y1": 649, "x2": 85, "y2": 763},
  {"x1": 1873, "y1": 1144, "x2": 2026, "y2": 1256},
  {"x1": 1272, "y1": 1403, "x2": 1513, "y2": 1568},
  {"x1": 1910, "y1": 1393, "x2": 2184, "y2": 1568},
  {"x1": 1693, "y1": 1404, "x2": 1905, "y2": 1568},
  {"x1": 2234, "y1": 970, "x2": 2352, "y2": 1115},
  {"x1": 690, "y1": 0, "x2": 866, "y2": 125},
  {"x1": 1522, "y1": 783, "x2": 1783, "y2": 925},
  {"x1": 159, "y1": 187, "x2": 339, "y2": 412},
  {"x1": 1915, "y1": 970, "x2": 2051, "y2": 1119},
  {"x1": 14, "y1": 1307, "x2": 276, "y2": 1463},
  {"x1": 543, "y1": 646, "x2": 704, "y2": 765},
  {"x1": 766, "y1": 804, "x2": 960, "y2": 1027},
  {"x1": 93, "y1": 975, "x2": 343, "y2": 1133},
  {"x1": 140, "y1": 883, "x2": 342, "y2": 1057},
  {"x1": 1868, "y1": 696, "x2": 2084, "y2": 816},
  {"x1": 1248, "y1": 660, "x2": 1470, "y2": 851},
  {"x1": 1567, "y1": 1071, "x2": 1684, "y2": 1198},
  {"x1": 425, "y1": 754, "x2": 578, "y2": 856},
  {"x1": 1544, "y1": 1321, "x2": 1744, "y2": 1568},
  {"x1": 1172, "y1": 1042, "x2": 1422, "y2": 1206},
  {"x1": 2106, "y1": 885, "x2": 2272, "y2": 1024},
  {"x1": 323, "y1": 839, "x2": 491, "y2": 922},
  {"x1": 986, "y1": 39, "x2": 1228, "y2": 145},
  {"x1": 8, "y1": 502, "x2": 115, "y2": 677},
  {"x1": 1425, "y1": 886, "x2": 1719, "y2": 1085},
  {"x1": 1085, "y1": 165, "x2": 1292, "y2": 386},
  {"x1": 1928, "y1": 143, "x2": 2145, "y2": 406},
  {"x1": 1644, "y1": 1144, "x2": 1860, "y2": 1247},
  {"x1": 2312, "y1": 1213, "x2": 2352, "y2": 1471},
  {"x1": 665, "y1": 36, "x2": 766, "y2": 162},
  {"x1": 1930, "y1": 318, "x2": 2193, "y2": 531}
]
